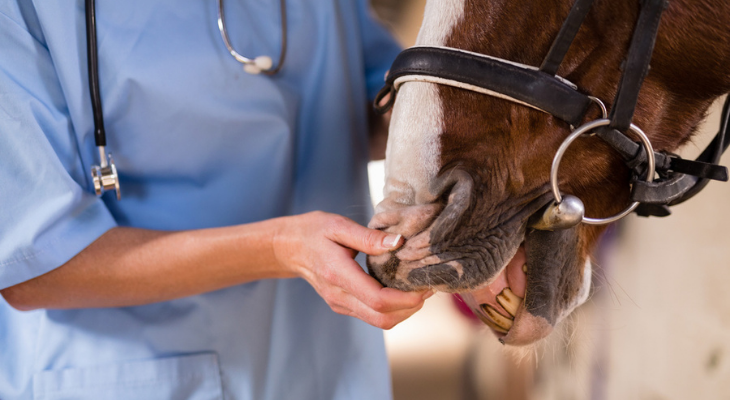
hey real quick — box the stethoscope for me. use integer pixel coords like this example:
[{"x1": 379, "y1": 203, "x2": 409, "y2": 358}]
[{"x1": 85, "y1": 0, "x2": 288, "y2": 200}]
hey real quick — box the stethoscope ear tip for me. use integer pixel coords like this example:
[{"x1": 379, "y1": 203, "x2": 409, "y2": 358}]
[
  {"x1": 254, "y1": 55, "x2": 273, "y2": 70},
  {"x1": 242, "y1": 56, "x2": 273, "y2": 75},
  {"x1": 243, "y1": 64, "x2": 262, "y2": 75}
]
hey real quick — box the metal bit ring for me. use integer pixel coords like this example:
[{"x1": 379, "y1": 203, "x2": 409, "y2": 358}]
[
  {"x1": 588, "y1": 96, "x2": 608, "y2": 120},
  {"x1": 550, "y1": 118, "x2": 655, "y2": 225}
]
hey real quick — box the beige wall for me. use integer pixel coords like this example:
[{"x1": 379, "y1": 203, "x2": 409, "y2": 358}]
[{"x1": 603, "y1": 97, "x2": 730, "y2": 399}]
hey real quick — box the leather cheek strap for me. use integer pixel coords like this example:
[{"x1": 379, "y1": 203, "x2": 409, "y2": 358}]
[{"x1": 606, "y1": 0, "x2": 668, "y2": 133}]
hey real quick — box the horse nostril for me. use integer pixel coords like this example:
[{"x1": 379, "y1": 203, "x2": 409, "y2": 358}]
[
  {"x1": 435, "y1": 181, "x2": 457, "y2": 205},
  {"x1": 428, "y1": 170, "x2": 475, "y2": 244}
]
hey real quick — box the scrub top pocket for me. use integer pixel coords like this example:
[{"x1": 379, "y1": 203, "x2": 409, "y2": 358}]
[{"x1": 32, "y1": 353, "x2": 223, "y2": 400}]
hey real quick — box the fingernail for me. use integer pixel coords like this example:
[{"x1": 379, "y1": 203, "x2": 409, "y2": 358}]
[
  {"x1": 422, "y1": 290, "x2": 436, "y2": 300},
  {"x1": 382, "y1": 234, "x2": 402, "y2": 250}
]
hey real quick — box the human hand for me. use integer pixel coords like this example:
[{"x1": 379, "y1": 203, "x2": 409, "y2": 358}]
[{"x1": 273, "y1": 211, "x2": 433, "y2": 329}]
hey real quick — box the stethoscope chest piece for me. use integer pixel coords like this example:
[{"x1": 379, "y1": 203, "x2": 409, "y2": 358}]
[{"x1": 91, "y1": 150, "x2": 121, "y2": 200}]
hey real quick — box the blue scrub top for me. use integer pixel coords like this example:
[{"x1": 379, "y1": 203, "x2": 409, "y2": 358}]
[{"x1": 0, "y1": 1, "x2": 400, "y2": 399}]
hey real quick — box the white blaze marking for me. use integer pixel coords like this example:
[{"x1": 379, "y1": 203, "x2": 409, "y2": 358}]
[
  {"x1": 384, "y1": 84, "x2": 442, "y2": 206},
  {"x1": 380, "y1": 0, "x2": 466, "y2": 209},
  {"x1": 416, "y1": 0, "x2": 467, "y2": 46}
]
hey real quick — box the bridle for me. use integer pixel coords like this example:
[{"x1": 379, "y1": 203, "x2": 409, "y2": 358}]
[{"x1": 375, "y1": 0, "x2": 729, "y2": 230}]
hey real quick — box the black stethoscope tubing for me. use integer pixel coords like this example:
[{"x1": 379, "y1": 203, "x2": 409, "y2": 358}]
[{"x1": 85, "y1": 0, "x2": 105, "y2": 148}]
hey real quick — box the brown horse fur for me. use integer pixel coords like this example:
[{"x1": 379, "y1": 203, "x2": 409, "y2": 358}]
[
  {"x1": 368, "y1": 0, "x2": 730, "y2": 344},
  {"x1": 440, "y1": 0, "x2": 730, "y2": 236}
]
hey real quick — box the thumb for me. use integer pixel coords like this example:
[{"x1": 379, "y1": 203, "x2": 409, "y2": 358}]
[{"x1": 327, "y1": 217, "x2": 404, "y2": 256}]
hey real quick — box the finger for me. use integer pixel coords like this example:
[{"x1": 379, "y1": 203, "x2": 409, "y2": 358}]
[
  {"x1": 327, "y1": 287, "x2": 424, "y2": 330},
  {"x1": 346, "y1": 294, "x2": 425, "y2": 330},
  {"x1": 315, "y1": 267, "x2": 428, "y2": 329},
  {"x1": 328, "y1": 258, "x2": 427, "y2": 313},
  {"x1": 325, "y1": 216, "x2": 404, "y2": 256}
]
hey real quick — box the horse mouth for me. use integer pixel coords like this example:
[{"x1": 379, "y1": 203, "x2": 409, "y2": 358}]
[
  {"x1": 367, "y1": 170, "x2": 590, "y2": 345},
  {"x1": 457, "y1": 237, "x2": 567, "y2": 345},
  {"x1": 459, "y1": 244, "x2": 529, "y2": 338}
]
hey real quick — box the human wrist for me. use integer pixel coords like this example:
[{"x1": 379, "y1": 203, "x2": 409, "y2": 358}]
[{"x1": 269, "y1": 215, "x2": 301, "y2": 279}]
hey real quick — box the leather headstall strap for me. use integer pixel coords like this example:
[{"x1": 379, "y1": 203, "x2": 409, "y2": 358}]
[
  {"x1": 539, "y1": 0, "x2": 596, "y2": 76},
  {"x1": 585, "y1": 0, "x2": 728, "y2": 217}
]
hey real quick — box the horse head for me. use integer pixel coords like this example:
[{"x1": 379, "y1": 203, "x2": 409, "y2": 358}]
[{"x1": 367, "y1": 0, "x2": 730, "y2": 345}]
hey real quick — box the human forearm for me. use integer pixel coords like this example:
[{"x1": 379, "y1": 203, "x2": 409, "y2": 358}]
[
  {"x1": 1, "y1": 220, "x2": 291, "y2": 310},
  {"x1": 2, "y1": 212, "x2": 430, "y2": 330}
]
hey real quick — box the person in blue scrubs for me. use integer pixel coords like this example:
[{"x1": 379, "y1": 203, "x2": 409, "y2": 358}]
[{"x1": 0, "y1": 1, "x2": 430, "y2": 399}]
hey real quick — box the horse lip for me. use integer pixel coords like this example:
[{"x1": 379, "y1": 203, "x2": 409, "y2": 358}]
[
  {"x1": 406, "y1": 189, "x2": 554, "y2": 291},
  {"x1": 429, "y1": 174, "x2": 554, "y2": 250},
  {"x1": 501, "y1": 306, "x2": 554, "y2": 345},
  {"x1": 369, "y1": 180, "x2": 561, "y2": 296},
  {"x1": 521, "y1": 224, "x2": 583, "y2": 326},
  {"x1": 490, "y1": 224, "x2": 583, "y2": 344}
]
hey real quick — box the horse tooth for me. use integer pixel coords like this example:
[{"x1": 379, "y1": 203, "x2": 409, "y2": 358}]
[
  {"x1": 502, "y1": 287, "x2": 523, "y2": 303},
  {"x1": 476, "y1": 311, "x2": 509, "y2": 334},
  {"x1": 481, "y1": 304, "x2": 514, "y2": 331},
  {"x1": 497, "y1": 288, "x2": 522, "y2": 317},
  {"x1": 522, "y1": 264, "x2": 528, "y2": 273}
]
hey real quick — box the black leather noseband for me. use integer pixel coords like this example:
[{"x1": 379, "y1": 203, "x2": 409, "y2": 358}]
[{"x1": 375, "y1": 47, "x2": 592, "y2": 127}]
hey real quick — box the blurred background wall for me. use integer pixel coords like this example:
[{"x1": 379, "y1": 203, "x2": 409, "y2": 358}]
[{"x1": 368, "y1": 1, "x2": 730, "y2": 399}]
